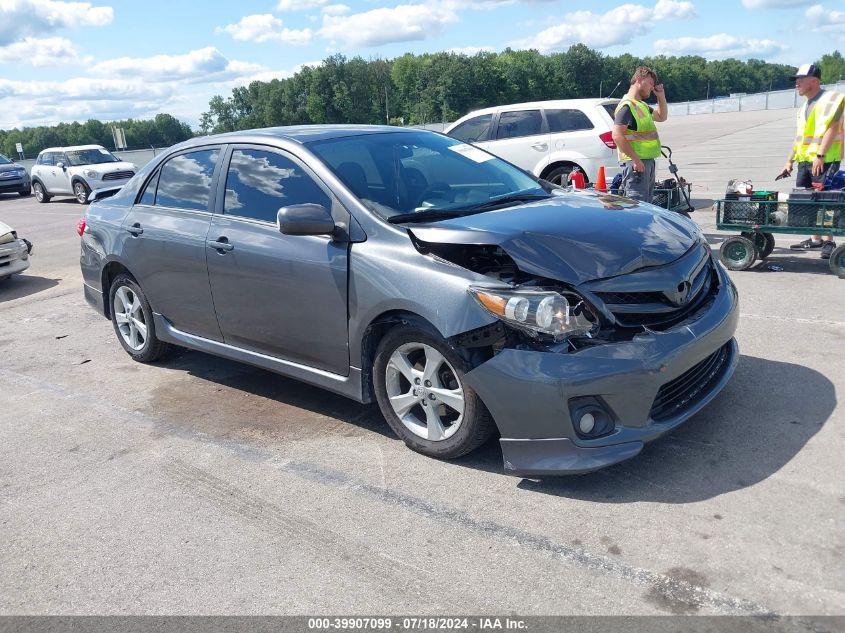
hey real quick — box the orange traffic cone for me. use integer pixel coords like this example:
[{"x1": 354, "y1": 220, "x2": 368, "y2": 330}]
[{"x1": 595, "y1": 165, "x2": 608, "y2": 193}]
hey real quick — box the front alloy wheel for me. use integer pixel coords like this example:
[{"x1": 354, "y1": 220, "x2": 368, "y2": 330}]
[
  {"x1": 33, "y1": 181, "x2": 50, "y2": 203},
  {"x1": 74, "y1": 181, "x2": 90, "y2": 204},
  {"x1": 373, "y1": 325, "x2": 494, "y2": 459},
  {"x1": 385, "y1": 342, "x2": 466, "y2": 442}
]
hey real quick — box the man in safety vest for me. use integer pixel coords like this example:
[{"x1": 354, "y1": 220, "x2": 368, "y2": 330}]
[
  {"x1": 612, "y1": 66, "x2": 668, "y2": 204},
  {"x1": 779, "y1": 63, "x2": 844, "y2": 259}
]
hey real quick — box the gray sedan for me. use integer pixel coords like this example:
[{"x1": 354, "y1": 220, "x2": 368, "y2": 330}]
[{"x1": 79, "y1": 126, "x2": 738, "y2": 475}]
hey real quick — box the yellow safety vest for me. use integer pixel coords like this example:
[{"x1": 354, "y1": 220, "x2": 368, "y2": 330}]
[
  {"x1": 614, "y1": 98, "x2": 662, "y2": 161},
  {"x1": 793, "y1": 90, "x2": 845, "y2": 163}
]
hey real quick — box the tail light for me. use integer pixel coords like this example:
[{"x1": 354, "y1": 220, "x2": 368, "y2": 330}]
[
  {"x1": 76, "y1": 218, "x2": 86, "y2": 236},
  {"x1": 599, "y1": 131, "x2": 616, "y2": 149}
]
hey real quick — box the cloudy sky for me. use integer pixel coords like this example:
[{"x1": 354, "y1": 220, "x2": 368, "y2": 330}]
[{"x1": 0, "y1": 0, "x2": 841, "y2": 130}]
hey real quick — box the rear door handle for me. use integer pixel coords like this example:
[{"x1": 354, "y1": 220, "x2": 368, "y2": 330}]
[
  {"x1": 531, "y1": 142, "x2": 548, "y2": 151},
  {"x1": 207, "y1": 238, "x2": 234, "y2": 252},
  {"x1": 126, "y1": 223, "x2": 143, "y2": 236}
]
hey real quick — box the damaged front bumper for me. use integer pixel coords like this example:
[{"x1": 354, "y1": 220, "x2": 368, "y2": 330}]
[
  {"x1": 0, "y1": 237, "x2": 31, "y2": 279},
  {"x1": 463, "y1": 263, "x2": 739, "y2": 476}
]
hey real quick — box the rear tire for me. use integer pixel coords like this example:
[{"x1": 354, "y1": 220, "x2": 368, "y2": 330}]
[
  {"x1": 33, "y1": 181, "x2": 50, "y2": 203},
  {"x1": 373, "y1": 325, "x2": 495, "y2": 459},
  {"x1": 742, "y1": 232, "x2": 775, "y2": 259},
  {"x1": 108, "y1": 274, "x2": 171, "y2": 362},
  {"x1": 545, "y1": 165, "x2": 587, "y2": 187}
]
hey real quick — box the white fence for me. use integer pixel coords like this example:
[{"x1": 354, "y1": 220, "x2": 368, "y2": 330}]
[{"x1": 669, "y1": 81, "x2": 845, "y2": 117}]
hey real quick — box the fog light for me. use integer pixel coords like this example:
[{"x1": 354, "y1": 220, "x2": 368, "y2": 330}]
[
  {"x1": 568, "y1": 396, "x2": 616, "y2": 439},
  {"x1": 578, "y1": 412, "x2": 596, "y2": 434}
]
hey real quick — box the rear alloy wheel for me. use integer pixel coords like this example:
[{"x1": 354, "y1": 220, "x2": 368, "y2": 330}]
[
  {"x1": 109, "y1": 274, "x2": 171, "y2": 362},
  {"x1": 73, "y1": 181, "x2": 90, "y2": 204},
  {"x1": 545, "y1": 165, "x2": 586, "y2": 187},
  {"x1": 33, "y1": 181, "x2": 50, "y2": 203},
  {"x1": 373, "y1": 325, "x2": 494, "y2": 459},
  {"x1": 719, "y1": 235, "x2": 757, "y2": 271},
  {"x1": 829, "y1": 243, "x2": 845, "y2": 279}
]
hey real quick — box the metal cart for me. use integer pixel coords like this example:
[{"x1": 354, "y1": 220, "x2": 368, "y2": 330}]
[{"x1": 714, "y1": 197, "x2": 845, "y2": 278}]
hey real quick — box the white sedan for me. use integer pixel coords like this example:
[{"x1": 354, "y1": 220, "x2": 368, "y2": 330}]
[{"x1": 0, "y1": 220, "x2": 32, "y2": 281}]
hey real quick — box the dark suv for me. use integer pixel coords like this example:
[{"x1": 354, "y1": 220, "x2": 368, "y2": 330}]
[{"x1": 80, "y1": 125, "x2": 738, "y2": 476}]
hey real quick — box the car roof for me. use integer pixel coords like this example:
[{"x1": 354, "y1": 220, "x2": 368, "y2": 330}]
[
  {"x1": 173, "y1": 124, "x2": 415, "y2": 151},
  {"x1": 446, "y1": 98, "x2": 620, "y2": 128},
  {"x1": 39, "y1": 144, "x2": 108, "y2": 154}
]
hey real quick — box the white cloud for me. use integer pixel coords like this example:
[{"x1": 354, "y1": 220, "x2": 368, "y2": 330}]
[
  {"x1": 0, "y1": 37, "x2": 85, "y2": 66},
  {"x1": 320, "y1": 4, "x2": 459, "y2": 47},
  {"x1": 0, "y1": 77, "x2": 171, "y2": 102},
  {"x1": 0, "y1": 0, "x2": 113, "y2": 46},
  {"x1": 741, "y1": 0, "x2": 811, "y2": 8},
  {"x1": 447, "y1": 45, "x2": 495, "y2": 55},
  {"x1": 277, "y1": 0, "x2": 329, "y2": 11},
  {"x1": 805, "y1": 4, "x2": 845, "y2": 39},
  {"x1": 216, "y1": 14, "x2": 313, "y2": 44},
  {"x1": 508, "y1": 0, "x2": 695, "y2": 53},
  {"x1": 321, "y1": 4, "x2": 350, "y2": 15},
  {"x1": 89, "y1": 47, "x2": 265, "y2": 84},
  {"x1": 654, "y1": 33, "x2": 787, "y2": 59}
]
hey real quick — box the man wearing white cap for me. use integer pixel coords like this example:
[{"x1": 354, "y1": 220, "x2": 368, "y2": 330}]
[{"x1": 779, "y1": 63, "x2": 844, "y2": 259}]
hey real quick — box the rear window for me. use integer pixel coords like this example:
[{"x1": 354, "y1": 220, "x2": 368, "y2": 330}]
[
  {"x1": 603, "y1": 104, "x2": 619, "y2": 120},
  {"x1": 545, "y1": 109, "x2": 594, "y2": 133}
]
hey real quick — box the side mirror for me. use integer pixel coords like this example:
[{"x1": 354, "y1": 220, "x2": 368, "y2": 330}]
[
  {"x1": 277, "y1": 203, "x2": 336, "y2": 236},
  {"x1": 56, "y1": 162, "x2": 66, "y2": 170}
]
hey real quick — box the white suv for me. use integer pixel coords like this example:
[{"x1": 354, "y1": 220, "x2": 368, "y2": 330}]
[
  {"x1": 445, "y1": 99, "x2": 621, "y2": 186},
  {"x1": 31, "y1": 145, "x2": 137, "y2": 204}
]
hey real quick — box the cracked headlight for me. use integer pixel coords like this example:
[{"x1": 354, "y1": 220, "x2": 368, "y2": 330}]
[
  {"x1": 469, "y1": 286, "x2": 599, "y2": 341},
  {"x1": 84, "y1": 170, "x2": 100, "y2": 179}
]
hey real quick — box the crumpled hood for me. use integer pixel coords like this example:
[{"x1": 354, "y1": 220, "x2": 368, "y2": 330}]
[
  {"x1": 0, "y1": 163, "x2": 24, "y2": 173},
  {"x1": 409, "y1": 191, "x2": 700, "y2": 284}
]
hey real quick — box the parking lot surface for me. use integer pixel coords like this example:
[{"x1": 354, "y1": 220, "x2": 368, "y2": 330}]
[{"x1": 1, "y1": 112, "x2": 843, "y2": 616}]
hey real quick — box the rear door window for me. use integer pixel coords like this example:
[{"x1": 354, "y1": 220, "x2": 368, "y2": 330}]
[
  {"x1": 495, "y1": 110, "x2": 543, "y2": 140},
  {"x1": 546, "y1": 109, "x2": 594, "y2": 133},
  {"x1": 448, "y1": 114, "x2": 494, "y2": 143},
  {"x1": 155, "y1": 149, "x2": 219, "y2": 211}
]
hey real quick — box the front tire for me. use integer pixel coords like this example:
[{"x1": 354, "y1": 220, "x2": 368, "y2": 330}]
[
  {"x1": 108, "y1": 274, "x2": 171, "y2": 362},
  {"x1": 73, "y1": 181, "x2": 90, "y2": 204},
  {"x1": 32, "y1": 181, "x2": 50, "y2": 203},
  {"x1": 373, "y1": 325, "x2": 495, "y2": 459},
  {"x1": 720, "y1": 235, "x2": 757, "y2": 271}
]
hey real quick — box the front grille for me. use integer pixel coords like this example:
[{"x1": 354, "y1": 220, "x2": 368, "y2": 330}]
[
  {"x1": 650, "y1": 343, "x2": 731, "y2": 422},
  {"x1": 102, "y1": 170, "x2": 134, "y2": 181},
  {"x1": 596, "y1": 255, "x2": 716, "y2": 331}
]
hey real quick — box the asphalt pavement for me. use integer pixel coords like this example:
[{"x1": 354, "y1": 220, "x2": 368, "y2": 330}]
[{"x1": 0, "y1": 110, "x2": 843, "y2": 618}]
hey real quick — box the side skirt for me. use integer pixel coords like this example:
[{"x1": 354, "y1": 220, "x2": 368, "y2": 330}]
[{"x1": 153, "y1": 313, "x2": 365, "y2": 403}]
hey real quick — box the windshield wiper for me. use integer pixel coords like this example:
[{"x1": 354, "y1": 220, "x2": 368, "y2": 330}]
[
  {"x1": 387, "y1": 209, "x2": 465, "y2": 224},
  {"x1": 462, "y1": 193, "x2": 552, "y2": 212}
]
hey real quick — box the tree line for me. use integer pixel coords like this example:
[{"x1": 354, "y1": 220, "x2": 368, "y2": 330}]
[
  {"x1": 200, "y1": 47, "x2": 845, "y2": 134},
  {"x1": 2, "y1": 47, "x2": 843, "y2": 158},
  {"x1": 0, "y1": 113, "x2": 193, "y2": 160}
]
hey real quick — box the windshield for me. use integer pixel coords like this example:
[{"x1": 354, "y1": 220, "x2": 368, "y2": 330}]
[
  {"x1": 306, "y1": 131, "x2": 548, "y2": 221},
  {"x1": 65, "y1": 148, "x2": 120, "y2": 166},
  {"x1": 0, "y1": 154, "x2": 12, "y2": 165}
]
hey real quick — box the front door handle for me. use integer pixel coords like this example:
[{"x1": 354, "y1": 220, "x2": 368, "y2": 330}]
[
  {"x1": 207, "y1": 238, "x2": 234, "y2": 252},
  {"x1": 126, "y1": 223, "x2": 143, "y2": 236},
  {"x1": 531, "y1": 142, "x2": 548, "y2": 151}
]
